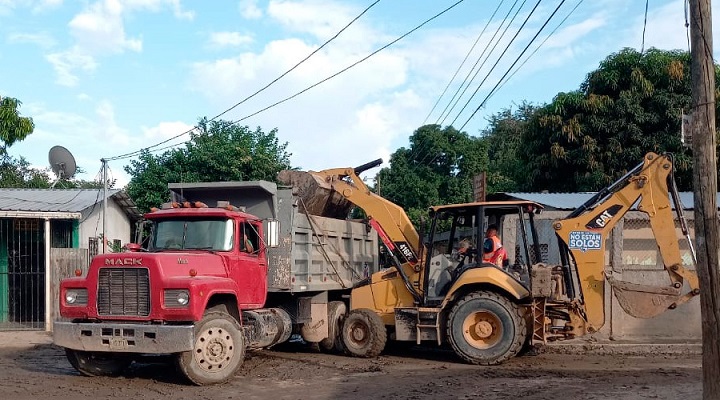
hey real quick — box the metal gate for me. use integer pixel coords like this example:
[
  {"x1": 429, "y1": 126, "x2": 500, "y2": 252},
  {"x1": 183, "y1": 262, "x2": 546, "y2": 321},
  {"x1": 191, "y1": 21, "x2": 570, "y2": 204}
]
[{"x1": 0, "y1": 218, "x2": 45, "y2": 330}]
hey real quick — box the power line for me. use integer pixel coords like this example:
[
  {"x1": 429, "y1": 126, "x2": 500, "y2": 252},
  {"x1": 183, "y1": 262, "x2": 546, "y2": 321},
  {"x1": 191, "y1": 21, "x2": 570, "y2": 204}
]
[
  {"x1": 414, "y1": 0, "x2": 526, "y2": 168},
  {"x1": 422, "y1": 0, "x2": 505, "y2": 125},
  {"x1": 227, "y1": 1, "x2": 467, "y2": 127},
  {"x1": 493, "y1": 0, "x2": 584, "y2": 95},
  {"x1": 103, "y1": 0, "x2": 382, "y2": 161},
  {"x1": 458, "y1": 0, "x2": 567, "y2": 130},
  {"x1": 449, "y1": 0, "x2": 548, "y2": 128},
  {"x1": 436, "y1": 0, "x2": 525, "y2": 126}
]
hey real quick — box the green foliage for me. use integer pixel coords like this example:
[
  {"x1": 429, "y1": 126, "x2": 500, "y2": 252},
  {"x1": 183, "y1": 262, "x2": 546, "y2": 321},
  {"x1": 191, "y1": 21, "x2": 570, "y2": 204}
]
[
  {"x1": 125, "y1": 118, "x2": 292, "y2": 213},
  {"x1": 375, "y1": 124, "x2": 488, "y2": 228},
  {"x1": 0, "y1": 155, "x2": 105, "y2": 189},
  {"x1": 0, "y1": 96, "x2": 34, "y2": 153},
  {"x1": 0, "y1": 155, "x2": 52, "y2": 188},
  {"x1": 480, "y1": 103, "x2": 538, "y2": 192},
  {"x1": 480, "y1": 48, "x2": 708, "y2": 192}
]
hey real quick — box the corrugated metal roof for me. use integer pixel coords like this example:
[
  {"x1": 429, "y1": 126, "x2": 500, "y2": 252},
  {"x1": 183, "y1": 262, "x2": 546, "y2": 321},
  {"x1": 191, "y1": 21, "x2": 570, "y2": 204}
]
[
  {"x1": 0, "y1": 189, "x2": 140, "y2": 219},
  {"x1": 492, "y1": 192, "x2": 717, "y2": 210}
]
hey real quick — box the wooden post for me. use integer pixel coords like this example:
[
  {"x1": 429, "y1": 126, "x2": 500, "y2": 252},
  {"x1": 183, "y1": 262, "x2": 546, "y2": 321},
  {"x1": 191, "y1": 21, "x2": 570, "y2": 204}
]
[{"x1": 689, "y1": 1, "x2": 720, "y2": 398}]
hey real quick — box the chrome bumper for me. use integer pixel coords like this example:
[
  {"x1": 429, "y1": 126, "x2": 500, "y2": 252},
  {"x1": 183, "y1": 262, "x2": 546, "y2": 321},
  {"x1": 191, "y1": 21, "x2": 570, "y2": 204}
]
[{"x1": 53, "y1": 321, "x2": 194, "y2": 354}]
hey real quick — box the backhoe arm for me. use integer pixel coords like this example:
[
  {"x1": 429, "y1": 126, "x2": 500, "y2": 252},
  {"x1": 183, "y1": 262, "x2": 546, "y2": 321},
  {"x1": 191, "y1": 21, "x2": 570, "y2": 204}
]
[{"x1": 553, "y1": 152, "x2": 699, "y2": 331}]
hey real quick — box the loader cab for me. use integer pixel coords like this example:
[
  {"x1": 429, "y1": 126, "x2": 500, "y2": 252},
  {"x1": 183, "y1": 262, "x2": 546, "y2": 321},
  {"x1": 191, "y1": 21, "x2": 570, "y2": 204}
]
[{"x1": 422, "y1": 201, "x2": 543, "y2": 306}]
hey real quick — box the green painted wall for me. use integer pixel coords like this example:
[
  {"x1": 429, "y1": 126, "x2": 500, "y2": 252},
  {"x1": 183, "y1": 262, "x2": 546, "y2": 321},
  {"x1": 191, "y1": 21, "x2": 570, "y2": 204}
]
[{"x1": 72, "y1": 220, "x2": 79, "y2": 248}]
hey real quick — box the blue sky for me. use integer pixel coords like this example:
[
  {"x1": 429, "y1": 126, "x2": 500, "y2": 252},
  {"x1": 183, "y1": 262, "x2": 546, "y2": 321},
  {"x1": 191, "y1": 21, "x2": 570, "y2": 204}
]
[{"x1": 0, "y1": 0, "x2": 710, "y2": 186}]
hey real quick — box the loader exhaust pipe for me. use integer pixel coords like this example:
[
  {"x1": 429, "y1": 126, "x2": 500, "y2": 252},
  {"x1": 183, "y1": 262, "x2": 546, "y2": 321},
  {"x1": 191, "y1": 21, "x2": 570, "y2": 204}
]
[{"x1": 354, "y1": 159, "x2": 383, "y2": 175}]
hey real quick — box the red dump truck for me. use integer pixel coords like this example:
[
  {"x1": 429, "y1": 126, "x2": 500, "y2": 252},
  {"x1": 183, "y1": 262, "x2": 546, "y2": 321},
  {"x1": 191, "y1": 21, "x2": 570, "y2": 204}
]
[{"x1": 53, "y1": 179, "x2": 378, "y2": 385}]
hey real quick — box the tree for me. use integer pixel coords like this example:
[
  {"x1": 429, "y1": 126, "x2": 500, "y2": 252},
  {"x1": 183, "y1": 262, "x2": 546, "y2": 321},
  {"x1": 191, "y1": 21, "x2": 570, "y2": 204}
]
[
  {"x1": 375, "y1": 124, "x2": 488, "y2": 228},
  {"x1": 125, "y1": 118, "x2": 292, "y2": 212},
  {"x1": 0, "y1": 155, "x2": 52, "y2": 188},
  {"x1": 514, "y1": 48, "x2": 713, "y2": 192},
  {"x1": 0, "y1": 96, "x2": 34, "y2": 153},
  {"x1": 480, "y1": 103, "x2": 537, "y2": 192}
]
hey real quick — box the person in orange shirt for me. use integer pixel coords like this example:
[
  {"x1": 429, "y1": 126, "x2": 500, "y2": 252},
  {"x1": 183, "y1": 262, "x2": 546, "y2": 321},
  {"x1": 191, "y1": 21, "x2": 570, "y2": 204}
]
[{"x1": 482, "y1": 225, "x2": 508, "y2": 269}]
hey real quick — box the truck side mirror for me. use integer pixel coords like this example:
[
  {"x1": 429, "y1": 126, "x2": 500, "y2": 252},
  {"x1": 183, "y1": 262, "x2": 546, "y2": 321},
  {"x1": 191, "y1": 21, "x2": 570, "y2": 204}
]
[{"x1": 266, "y1": 219, "x2": 279, "y2": 248}]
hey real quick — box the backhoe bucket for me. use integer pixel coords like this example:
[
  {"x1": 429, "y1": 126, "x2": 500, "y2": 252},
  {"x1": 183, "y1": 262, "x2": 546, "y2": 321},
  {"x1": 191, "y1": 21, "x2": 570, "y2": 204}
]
[
  {"x1": 277, "y1": 170, "x2": 354, "y2": 218},
  {"x1": 606, "y1": 275, "x2": 682, "y2": 319}
]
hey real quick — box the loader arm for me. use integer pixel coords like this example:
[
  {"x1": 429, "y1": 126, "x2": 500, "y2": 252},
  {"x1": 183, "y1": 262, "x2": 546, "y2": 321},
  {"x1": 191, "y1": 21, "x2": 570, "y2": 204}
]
[
  {"x1": 298, "y1": 161, "x2": 424, "y2": 302},
  {"x1": 553, "y1": 152, "x2": 699, "y2": 331}
]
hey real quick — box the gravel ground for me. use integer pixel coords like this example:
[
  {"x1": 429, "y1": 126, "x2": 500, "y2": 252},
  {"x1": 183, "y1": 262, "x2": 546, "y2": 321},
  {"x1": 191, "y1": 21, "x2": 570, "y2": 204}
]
[{"x1": 0, "y1": 332, "x2": 702, "y2": 400}]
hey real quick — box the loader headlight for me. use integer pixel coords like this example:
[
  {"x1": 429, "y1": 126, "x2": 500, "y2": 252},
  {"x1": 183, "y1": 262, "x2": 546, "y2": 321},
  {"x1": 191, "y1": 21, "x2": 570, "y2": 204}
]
[
  {"x1": 65, "y1": 289, "x2": 88, "y2": 306},
  {"x1": 164, "y1": 289, "x2": 190, "y2": 308}
]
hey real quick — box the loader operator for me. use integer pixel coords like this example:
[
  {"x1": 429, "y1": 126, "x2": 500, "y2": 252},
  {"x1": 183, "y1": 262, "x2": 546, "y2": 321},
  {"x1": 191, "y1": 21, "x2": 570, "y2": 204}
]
[{"x1": 482, "y1": 225, "x2": 507, "y2": 269}]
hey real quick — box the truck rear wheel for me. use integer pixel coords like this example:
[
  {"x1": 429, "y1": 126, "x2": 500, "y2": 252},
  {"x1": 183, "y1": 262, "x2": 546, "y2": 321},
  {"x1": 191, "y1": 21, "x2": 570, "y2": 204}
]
[
  {"x1": 65, "y1": 349, "x2": 131, "y2": 377},
  {"x1": 175, "y1": 310, "x2": 246, "y2": 385},
  {"x1": 319, "y1": 301, "x2": 346, "y2": 353},
  {"x1": 446, "y1": 291, "x2": 525, "y2": 365},
  {"x1": 341, "y1": 308, "x2": 386, "y2": 357}
]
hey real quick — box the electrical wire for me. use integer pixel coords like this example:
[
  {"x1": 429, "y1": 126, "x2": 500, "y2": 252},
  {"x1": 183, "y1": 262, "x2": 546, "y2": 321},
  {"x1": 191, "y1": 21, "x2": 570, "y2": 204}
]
[
  {"x1": 413, "y1": 0, "x2": 526, "y2": 168},
  {"x1": 103, "y1": 0, "x2": 382, "y2": 161},
  {"x1": 422, "y1": 0, "x2": 506, "y2": 125},
  {"x1": 448, "y1": 0, "x2": 546, "y2": 128},
  {"x1": 458, "y1": 0, "x2": 567, "y2": 130},
  {"x1": 493, "y1": 0, "x2": 584, "y2": 95},
  {"x1": 436, "y1": 0, "x2": 525, "y2": 126},
  {"x1": 226, "y1": 1, "x2": 468, "y2": 127}
]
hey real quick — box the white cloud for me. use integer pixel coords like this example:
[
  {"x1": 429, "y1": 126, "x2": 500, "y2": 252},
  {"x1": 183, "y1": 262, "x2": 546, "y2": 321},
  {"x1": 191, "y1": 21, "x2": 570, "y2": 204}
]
[
  {"x1": 32, "y1": 0, "x2": 63, "y2": 13},
  {"x1": 142, "y1": 121, "x2": 195, "y2": 141},
  {"x1": 69, "y1": 1, "x2": 143, "y2": 55},
  {"x1": 267, "y1": 0, "x2": 376, "y2": 43},
  {"x1": 47, "y1": 0, "x2": 194, "y2": 85},
  {"x1": 7, "y1": 32, "x2": 57, "y2": 48},
  {"x1": 239, "y1": 0, "x2": 262, "y2": 19},
  {"x1": 45, "y1": 47, "x2": 98, "y2": 86},
  {"x1": 209, "y1": 31, "x2": 253, "y2": 48}
]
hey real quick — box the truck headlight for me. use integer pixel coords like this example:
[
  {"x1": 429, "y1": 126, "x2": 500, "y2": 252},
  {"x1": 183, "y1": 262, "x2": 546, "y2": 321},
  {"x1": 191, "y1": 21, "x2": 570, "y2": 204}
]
[
  {"x1": 65, "y1": 289, "x2": 88, "y2": 306},
  {"x1": 164, "y1": 289, "x2": 190, "y2": 308}
]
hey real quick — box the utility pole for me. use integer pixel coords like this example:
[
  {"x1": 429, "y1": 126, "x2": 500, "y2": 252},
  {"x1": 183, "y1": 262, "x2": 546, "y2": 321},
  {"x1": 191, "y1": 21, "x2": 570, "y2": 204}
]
[
  {"x1": 101, "y1": 158, "x2": 108, "y2": 254},
  {"x1": 689, "y1": 1, "x2": 720, "y2": 398}
]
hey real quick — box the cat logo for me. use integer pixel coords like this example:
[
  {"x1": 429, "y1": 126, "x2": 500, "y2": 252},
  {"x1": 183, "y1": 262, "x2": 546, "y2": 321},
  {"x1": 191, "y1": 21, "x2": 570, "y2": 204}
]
[{"x1": 585, "y1": 205, "x2": 623, "y2": 230}]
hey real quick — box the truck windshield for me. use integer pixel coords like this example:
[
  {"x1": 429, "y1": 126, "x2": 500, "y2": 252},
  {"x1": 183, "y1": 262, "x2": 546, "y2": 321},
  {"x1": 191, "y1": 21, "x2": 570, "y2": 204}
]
[{"x1": 151, "y1": 219, "x2": 234, "y2": 251}]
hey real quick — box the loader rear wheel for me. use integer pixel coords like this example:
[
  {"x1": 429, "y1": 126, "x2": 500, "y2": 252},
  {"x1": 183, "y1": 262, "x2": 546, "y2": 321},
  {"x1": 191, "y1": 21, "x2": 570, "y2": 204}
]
[
  {"x1": 320, "y1": 301, "x2": 347, "y2": 353},
  {"x1": 447, "y1": 291, "x2": 525, "y2": 365},
  {"x1": 341, "y1": 308, "x2": 387, "y2": 357},
  {"x1": 175, "y1": 310, "x2": 245, "y2": 385},
  {"x1": 65, "y1": 349, "x2": 131, "y2": 377}
]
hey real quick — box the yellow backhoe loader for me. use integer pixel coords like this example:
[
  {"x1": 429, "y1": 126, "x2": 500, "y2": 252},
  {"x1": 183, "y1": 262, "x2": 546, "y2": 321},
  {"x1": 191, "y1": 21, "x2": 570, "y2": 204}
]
[{"x1": 280, "y1": 152, "x2": 699, "y2": 364}]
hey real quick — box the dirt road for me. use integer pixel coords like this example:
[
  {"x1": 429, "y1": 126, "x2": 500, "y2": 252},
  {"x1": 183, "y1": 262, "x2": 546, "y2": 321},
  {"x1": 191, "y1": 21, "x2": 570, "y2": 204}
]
[{"x1": 0, "y1": 334, "x2": 701, "y2": 400}]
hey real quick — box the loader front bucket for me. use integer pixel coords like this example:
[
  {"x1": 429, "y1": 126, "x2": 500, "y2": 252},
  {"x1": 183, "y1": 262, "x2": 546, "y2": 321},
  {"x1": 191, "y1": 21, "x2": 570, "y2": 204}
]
[
  {"x1": 277, "y1": 170, "x2": 354, "y2": 219},
  {"x1": 606, "y1": 275, "x2": 683, "y2": 319}
]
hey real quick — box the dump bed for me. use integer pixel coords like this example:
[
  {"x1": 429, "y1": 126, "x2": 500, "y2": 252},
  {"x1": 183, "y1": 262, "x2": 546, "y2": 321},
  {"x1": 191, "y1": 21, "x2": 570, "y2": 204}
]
[{"x1": 168, "y1": 181, "x2": 378, "y2": 292}]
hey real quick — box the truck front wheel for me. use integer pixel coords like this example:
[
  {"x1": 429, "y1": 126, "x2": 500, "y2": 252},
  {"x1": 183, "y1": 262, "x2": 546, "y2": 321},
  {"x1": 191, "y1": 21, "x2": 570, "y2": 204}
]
[
  {"x1": 340, "y1": 308, "x2": 386, "y2": 357},
  {"x1": 175, "y1": 311, "x2": 246, "y2": 385},
  {"x1": 446, "y1": 291, "x2": 526, "y2": 365},
  {"x1": 65, "y1": 349, "x2": 131, "y2": 377}
]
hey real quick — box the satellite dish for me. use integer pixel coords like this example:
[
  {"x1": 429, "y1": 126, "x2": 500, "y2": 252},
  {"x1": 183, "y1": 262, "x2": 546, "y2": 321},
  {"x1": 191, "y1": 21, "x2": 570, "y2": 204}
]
[{"x1": 48, "y1": 146, "x2": 77, "y2": 188}]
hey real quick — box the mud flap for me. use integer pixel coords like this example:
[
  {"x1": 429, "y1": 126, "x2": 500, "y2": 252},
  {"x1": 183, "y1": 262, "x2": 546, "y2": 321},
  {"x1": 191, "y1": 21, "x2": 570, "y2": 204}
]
[{"x1": 606, "y1": 275, "x2": 682, "y2": 319}]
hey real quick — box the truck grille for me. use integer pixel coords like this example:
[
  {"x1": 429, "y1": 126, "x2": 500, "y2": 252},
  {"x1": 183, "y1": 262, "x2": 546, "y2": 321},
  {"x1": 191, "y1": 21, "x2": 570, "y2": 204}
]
[{"x1": 97, "y1": 268, "x2": 150, "y2": 317}]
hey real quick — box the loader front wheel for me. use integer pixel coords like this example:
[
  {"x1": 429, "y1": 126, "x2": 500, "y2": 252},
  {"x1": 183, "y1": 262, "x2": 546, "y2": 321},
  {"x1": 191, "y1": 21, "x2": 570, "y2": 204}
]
[
  {"x1": 447, "y1": 291, "x2": 525, "y2": 365},
  {"x1": 341, "y1": 308, "x2": 386, "y2": 357},
  {"x1": 175, "y1": 310, "x2": 245, "y2": 385},
  {"x1": 65, "y1": 349, "x2": 131, "y2": 377}
]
